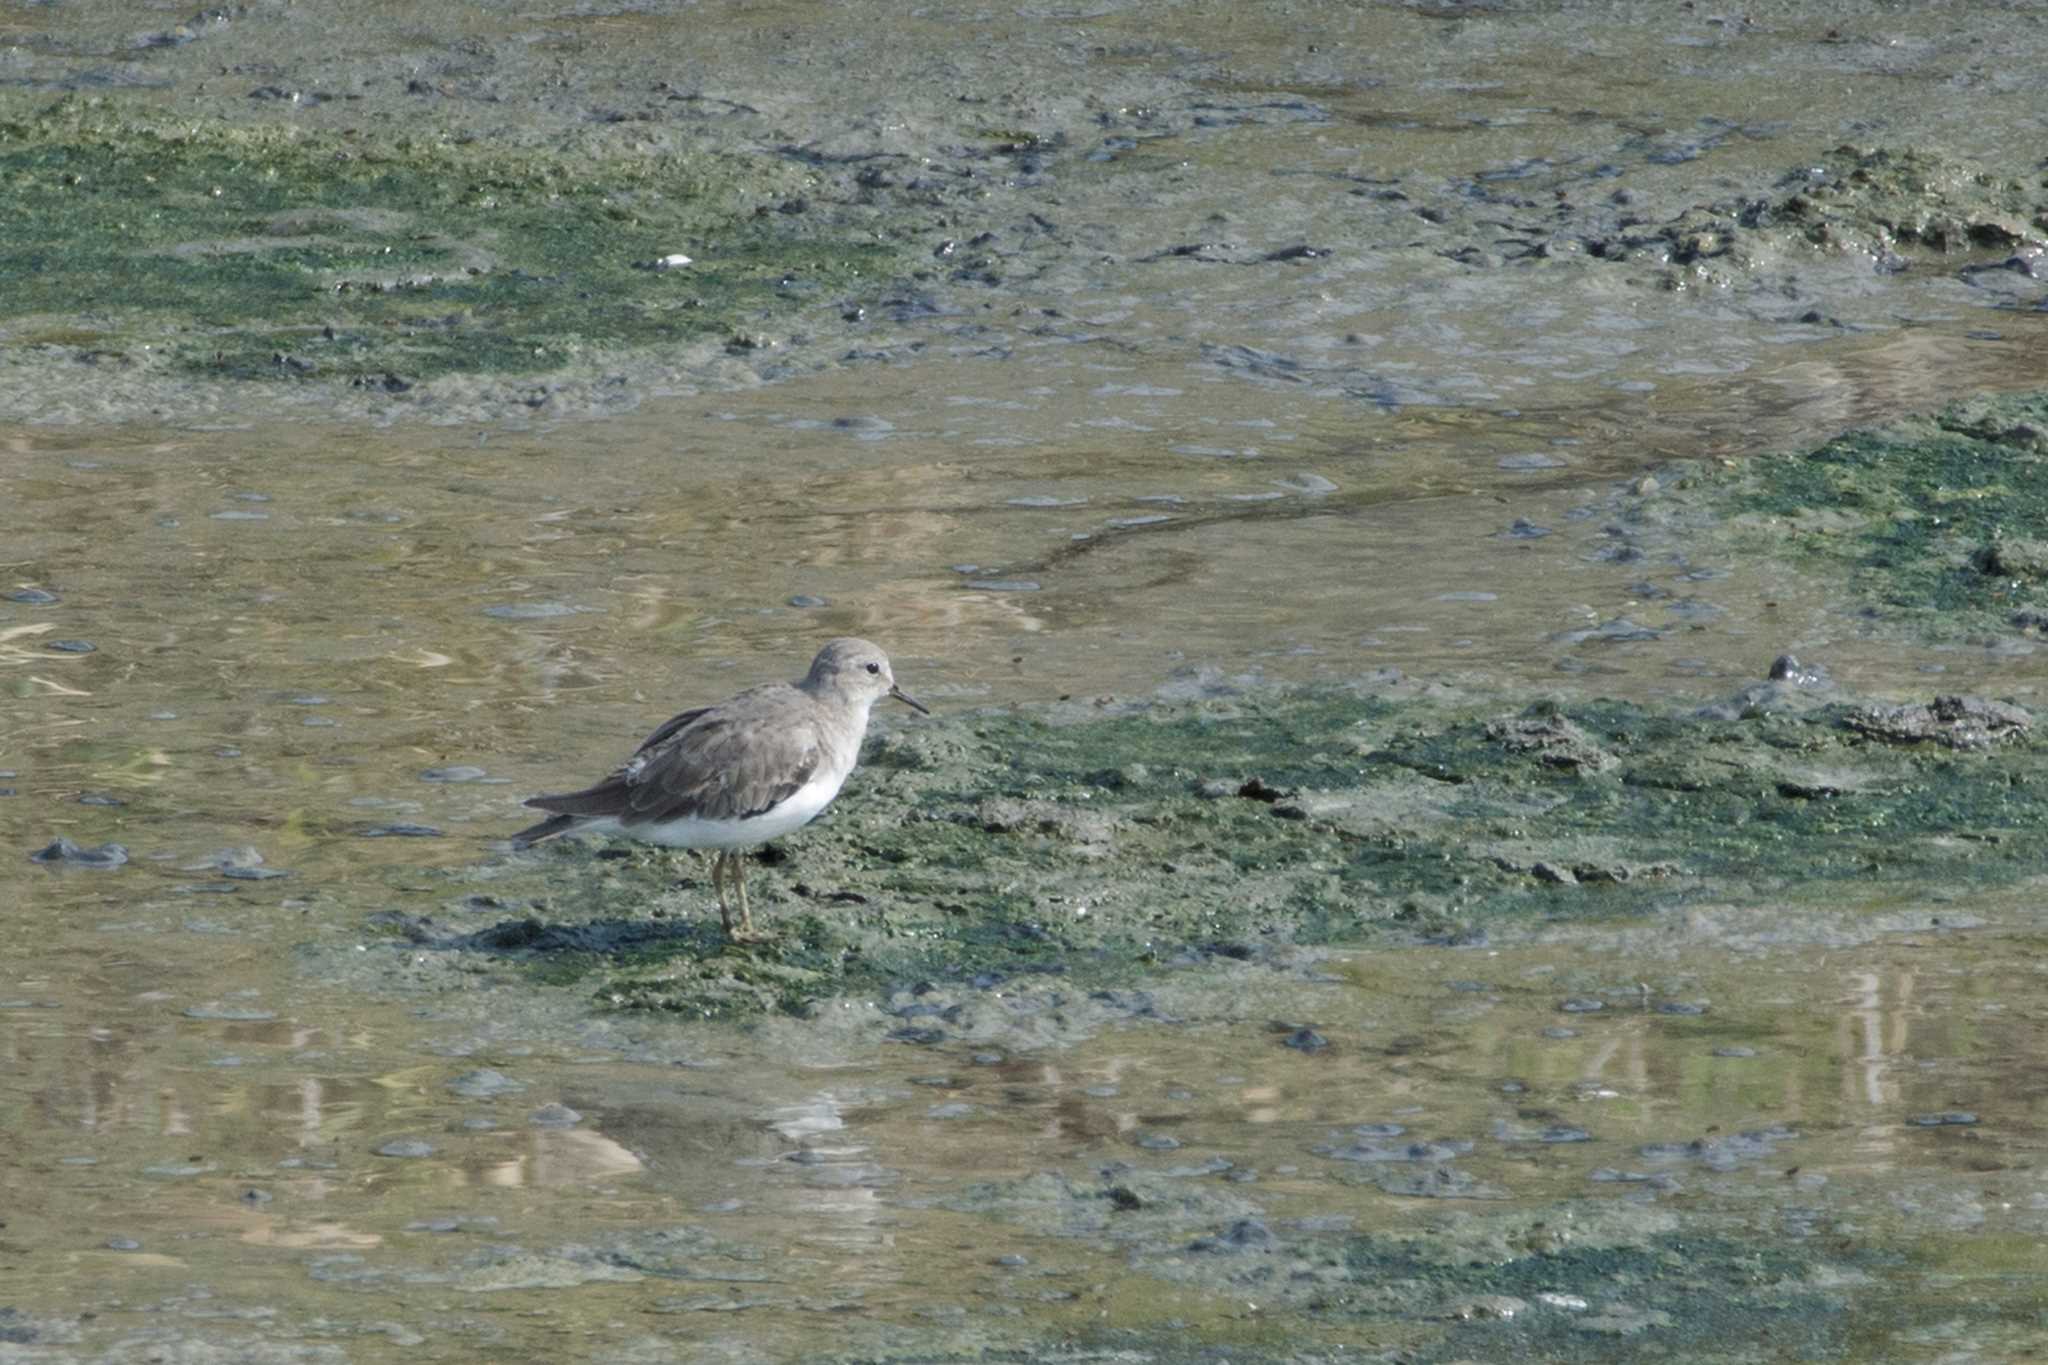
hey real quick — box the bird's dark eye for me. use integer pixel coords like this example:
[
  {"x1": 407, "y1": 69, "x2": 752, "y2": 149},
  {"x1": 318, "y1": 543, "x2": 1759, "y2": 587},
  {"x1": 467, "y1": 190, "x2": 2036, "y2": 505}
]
[{"x1": 865, "y1": 662, "x2": 881, "y2": 674}]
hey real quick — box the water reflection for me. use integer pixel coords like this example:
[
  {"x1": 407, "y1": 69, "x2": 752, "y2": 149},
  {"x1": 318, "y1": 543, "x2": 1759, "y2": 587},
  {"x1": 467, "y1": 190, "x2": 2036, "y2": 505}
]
[{"x1": 5, "y1": 890, "x2": 2047, "y2": 1352}]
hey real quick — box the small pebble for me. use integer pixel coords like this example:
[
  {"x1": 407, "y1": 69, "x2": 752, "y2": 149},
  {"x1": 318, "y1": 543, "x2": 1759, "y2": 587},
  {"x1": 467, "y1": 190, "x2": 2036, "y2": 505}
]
[
  {"x1": 375, "y1": 1139, "x2": 437, "y2": 1158},
  {"x1": 1136, "y1": 1133, "x2": 1182, "y2": 1150},
  {"x1": 1559, "y1": 998, "x2": 1605, "y2": 1013},
  {"x1": 788, "y1": 594, "x2": 828, "y2": 608},
  {"x1": 529, "y1": 1103, "x2": 581, "y2": 1128},
  {"x1": 1906, "y1": 1111, "x2": 1978, "y2": 1127},
  {"x1": 106, "y1": 1238, "x2": 143, "y2": 1251},
  {"x1": 482, "y1": 602, "x2": 582, "y2": 619},
  {"x1": 449, "y1": 1068, "x2": 527, "y2": 1099},
  {"x1": 1713, "y1": 1046, "x2": 1757, "y2": 1058},
  {"x1": 359, "y1": 823, "x2": 444, "y2": 838},
  {"x1": 420, "y1": 765, "x2": 488, "y2": 783},
  {"x1": 46, "y1": 639, "x2": 96, "y2": 653},
  {"x1": 7, "y1": 588, "x2": 59, "y2": 604},
  {"x1": 1282, "y1": 1028, "x2": 1329, "y2": 1053}
]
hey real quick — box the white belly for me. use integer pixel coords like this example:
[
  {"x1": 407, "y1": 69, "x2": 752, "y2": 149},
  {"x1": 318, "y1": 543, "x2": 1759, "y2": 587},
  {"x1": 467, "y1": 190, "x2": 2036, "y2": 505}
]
[{"x1": 590, "y1": 771, "x2": 848, "y2": 850}]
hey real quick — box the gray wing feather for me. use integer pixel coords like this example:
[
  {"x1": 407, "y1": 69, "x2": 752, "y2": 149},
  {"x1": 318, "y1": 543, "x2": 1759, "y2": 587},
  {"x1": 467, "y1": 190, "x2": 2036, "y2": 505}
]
[{"x1": 523, "y1": 688, "x2": 822, "y2": 827}]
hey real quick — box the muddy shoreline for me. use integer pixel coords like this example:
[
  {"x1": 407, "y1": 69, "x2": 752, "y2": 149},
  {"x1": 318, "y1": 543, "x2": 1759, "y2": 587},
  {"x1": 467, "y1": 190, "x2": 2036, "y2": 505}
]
[
  {"x1": 2, "y1": 3, "x2": 2045, "y2": 427},
  {"x1": 8, "y1": 2, "x2": 2048, "y2": 1360}
]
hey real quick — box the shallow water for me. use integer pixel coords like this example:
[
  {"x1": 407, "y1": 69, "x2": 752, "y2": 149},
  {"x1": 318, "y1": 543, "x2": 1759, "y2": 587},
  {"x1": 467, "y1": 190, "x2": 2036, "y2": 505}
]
[
  {"x1": 6, "y1": 0, "x2": 2048, "y2": 1359},
  {"x1": 9, "y1": 881, "x2": 2048, "y2": 1360}
]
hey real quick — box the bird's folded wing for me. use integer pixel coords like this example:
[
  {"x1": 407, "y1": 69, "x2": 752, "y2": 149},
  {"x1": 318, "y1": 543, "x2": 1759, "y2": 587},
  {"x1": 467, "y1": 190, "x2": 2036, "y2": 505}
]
[{"x1": 623, "y1": 709, "x2": 823, "y2": 825}]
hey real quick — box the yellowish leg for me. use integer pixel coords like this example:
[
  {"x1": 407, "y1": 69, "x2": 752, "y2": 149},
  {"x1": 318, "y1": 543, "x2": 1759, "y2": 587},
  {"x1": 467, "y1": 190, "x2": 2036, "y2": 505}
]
[
  {"x1": 711, "y1": 850, "x2": 734, "y2": 935},
  {"x1": 734, "y1": 851, "x2": 754, "y2": 937},
  {"x1": 709, "y1": 848, "x2": 774, "y2": 942}
]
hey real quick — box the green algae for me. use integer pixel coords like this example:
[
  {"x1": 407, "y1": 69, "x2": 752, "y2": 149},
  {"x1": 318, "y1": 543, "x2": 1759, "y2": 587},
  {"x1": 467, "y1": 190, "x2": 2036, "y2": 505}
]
[
  {"x1": 1700, "y1": 392, "x2": 2048, "y2": 638},
  {"x1": 1333, "y1": 1228, "x2": 1852, "y2": 1362},
  {"x1": 0, "y1": 98, "x2": 901, "y2": 382},
  {"x1": 457, "y1": 681, "x2": 2043, "y2": 1022}
]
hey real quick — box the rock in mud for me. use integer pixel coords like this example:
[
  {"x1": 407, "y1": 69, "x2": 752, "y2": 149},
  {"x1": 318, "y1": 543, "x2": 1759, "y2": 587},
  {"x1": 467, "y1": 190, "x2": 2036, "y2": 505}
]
[
  {"x1": 1767, "y1": 654, "x2": 1831, "y2": 687},
  {"x1": 1844, "y1": 695, "x2": 2029, "y2": 749},
  {"x1": 1373, "y1": 1167, "x2": 1510, "y2": 1199},
  {"x1": 529, "y1": 1103, "x2": 582, "y2": 1128},
  {"x1": 1189, "y1": 1217, "x2": 1274, "y2": 1253},
  {"x1": 374, "y1": 1139, "x2": 437, "y2": 1158},
  {"x1": 29, "y1": 837, "x2": 128, "y2": 868},
  {"x1": 448, "y1": 1068, "x2": 527, "y2": 1099},
  {"x1": 1281, "y1": 1027, "x2": 1329, "y2": 1053},
  {"x1": 971, "y1": 798, "x2": 1117, "y2": 845},
  {"x1": 1486, "y1": 707, "x2": 1617, "y2": 772}
]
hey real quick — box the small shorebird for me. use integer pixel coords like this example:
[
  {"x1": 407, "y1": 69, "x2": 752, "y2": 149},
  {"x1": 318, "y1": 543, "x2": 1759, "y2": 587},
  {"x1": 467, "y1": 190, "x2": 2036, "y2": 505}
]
[{"x1": 511, "y1": 639, "x2": 928, "y2": 939}]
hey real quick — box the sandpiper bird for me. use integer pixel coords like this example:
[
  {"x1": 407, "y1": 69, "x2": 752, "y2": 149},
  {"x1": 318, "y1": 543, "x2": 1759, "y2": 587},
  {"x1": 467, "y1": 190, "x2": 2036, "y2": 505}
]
[{"x1": 511, "y1": 639, "x2": 927, "y2": 939}]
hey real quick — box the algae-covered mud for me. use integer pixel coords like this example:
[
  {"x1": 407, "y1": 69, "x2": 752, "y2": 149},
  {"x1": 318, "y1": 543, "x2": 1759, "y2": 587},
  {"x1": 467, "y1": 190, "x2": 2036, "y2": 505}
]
[
  {"x1": 1, "y1": 0, "x2": 2046, "y2": 426},
  {"x1": 385, "y1": 673, "x2": 2042, "y2": 1026},
  {"x1": 9, "y1": 0, "x2": 2048, "y2": 1361}
]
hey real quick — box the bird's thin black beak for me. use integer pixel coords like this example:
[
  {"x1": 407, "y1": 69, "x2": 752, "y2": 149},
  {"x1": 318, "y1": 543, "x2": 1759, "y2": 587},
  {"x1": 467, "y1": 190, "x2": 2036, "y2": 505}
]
[{"x1": 889, "y1": 684, "x2": 930, "y2": 715}]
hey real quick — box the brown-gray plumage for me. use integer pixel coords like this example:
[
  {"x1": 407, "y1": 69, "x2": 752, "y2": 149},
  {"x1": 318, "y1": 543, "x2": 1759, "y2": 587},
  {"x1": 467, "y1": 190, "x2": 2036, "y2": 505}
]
[{"x1": 512, "y1": 639, "x2": 927, "y2": 938}]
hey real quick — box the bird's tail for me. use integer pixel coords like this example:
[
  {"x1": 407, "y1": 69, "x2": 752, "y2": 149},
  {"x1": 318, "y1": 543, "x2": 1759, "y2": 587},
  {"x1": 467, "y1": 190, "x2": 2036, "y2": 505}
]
[{"x1": 508, "y1": 811, "x2": 580, "y2": 849}]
